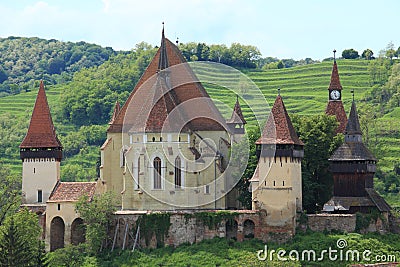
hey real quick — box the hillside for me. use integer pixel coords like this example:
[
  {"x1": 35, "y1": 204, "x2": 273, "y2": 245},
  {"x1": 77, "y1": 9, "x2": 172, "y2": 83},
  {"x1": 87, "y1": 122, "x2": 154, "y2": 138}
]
[
  {"x1": 0, "y1": 36, "x2": 118, "y2": 96},
  {"x1": 0, "y1": 57, "x2": 399, "y2": 204}
]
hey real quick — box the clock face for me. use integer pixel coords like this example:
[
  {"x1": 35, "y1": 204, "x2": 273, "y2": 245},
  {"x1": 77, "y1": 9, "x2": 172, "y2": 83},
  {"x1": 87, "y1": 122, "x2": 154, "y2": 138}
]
[{"x1": 330, "y1": 90, "x2": 341, "y2": 100}]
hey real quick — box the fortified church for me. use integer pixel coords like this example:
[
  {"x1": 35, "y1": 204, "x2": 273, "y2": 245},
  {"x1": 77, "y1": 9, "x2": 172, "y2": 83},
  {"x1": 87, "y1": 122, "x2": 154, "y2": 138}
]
[{"x1": 19, "y1": 30, "x2": 390, "y2": 251}]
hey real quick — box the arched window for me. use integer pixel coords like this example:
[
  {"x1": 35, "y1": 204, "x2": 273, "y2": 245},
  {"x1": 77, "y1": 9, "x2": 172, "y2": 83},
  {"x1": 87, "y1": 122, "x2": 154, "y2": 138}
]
[
  {"x1": 175, "y1": 156, "x2": 182, "y2": 188},
  {"x1": 153, "y1": 157, "x2": 162, "y2": 189}
]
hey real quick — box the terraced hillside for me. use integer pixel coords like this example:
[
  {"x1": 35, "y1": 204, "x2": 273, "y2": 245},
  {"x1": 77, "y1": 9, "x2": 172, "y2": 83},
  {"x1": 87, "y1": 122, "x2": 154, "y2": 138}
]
[
  {"x1": 0, "y1": 59, "x2": 397, "y2": 175},
  {"x1": 203, "y1": 59, "x2": 371, "y2": 124}
]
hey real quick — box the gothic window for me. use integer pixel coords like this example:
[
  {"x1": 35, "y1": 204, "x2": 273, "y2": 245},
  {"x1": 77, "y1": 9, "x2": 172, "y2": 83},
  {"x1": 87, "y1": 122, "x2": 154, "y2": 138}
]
[
  {"x1": 153, "y1": 157, "x2": 162, "y2": 189},
  {"x1": 175, "y1": 156, "x2": 182, "y2": 188}
]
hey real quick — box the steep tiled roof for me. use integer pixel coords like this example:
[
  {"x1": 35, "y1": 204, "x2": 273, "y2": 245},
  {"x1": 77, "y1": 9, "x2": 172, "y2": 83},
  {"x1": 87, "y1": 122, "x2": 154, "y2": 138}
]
[
  {"x1": 108, "y1": 30, "x2": 226, "y2": 133},
  {"x1": 326, "y1": 101, "x2": 347, "y2": 134},
  {"x1": 256, "y1": 95, "x2": 303, "y2": 145},
  {"x1": 227, "y1": 96, "x2": 246, "y2": 124},
  {"x1": 48, "y1": 182, "x2": 97, "y2": 202},
  {"x1": 325, "y1": 60, "x2": 347, "y2": 134},
  {"x1": 20, "y1": 81, "x2": 62, "y2": 148},
  {"x1": 328, "y1": 60, "x2": 343, "y2": 91},
  {"x1": 345, "y1": 101, "x2": 362, "y2": 135}
]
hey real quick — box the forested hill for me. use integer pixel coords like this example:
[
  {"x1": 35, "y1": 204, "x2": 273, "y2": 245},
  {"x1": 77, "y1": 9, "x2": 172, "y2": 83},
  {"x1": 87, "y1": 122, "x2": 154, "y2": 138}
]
[
  {"x1": 0, "y1": 36, "x2": 399, "y2": 206},
  {"x1": 0, "y1": 36, "x2": 120, "y2": 96}
]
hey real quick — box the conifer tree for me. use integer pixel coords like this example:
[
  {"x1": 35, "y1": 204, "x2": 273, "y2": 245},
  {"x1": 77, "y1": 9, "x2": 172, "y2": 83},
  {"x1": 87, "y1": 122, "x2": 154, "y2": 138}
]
[{"x1": 0, "y1": 217, "x2": 34, "y2": 267}]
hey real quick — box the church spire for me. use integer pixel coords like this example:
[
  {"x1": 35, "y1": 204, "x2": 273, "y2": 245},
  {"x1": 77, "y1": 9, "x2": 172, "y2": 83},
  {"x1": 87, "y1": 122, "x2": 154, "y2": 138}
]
[
  {"x1": 329, "y1": 50, "x2": 343, "y2": 91},
  {"x1": 344, "y1": 101, "x2": 363, "y2": 142},
  {"x1": 158, "y1": 22, "x2": 169, "y2": 71}
]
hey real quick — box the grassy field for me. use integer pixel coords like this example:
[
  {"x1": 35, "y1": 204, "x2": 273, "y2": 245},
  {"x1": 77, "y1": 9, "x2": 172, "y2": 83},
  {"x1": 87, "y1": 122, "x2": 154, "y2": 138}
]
[{"x1": 0, "y1": 59, "x2": 397, "y2": 175}]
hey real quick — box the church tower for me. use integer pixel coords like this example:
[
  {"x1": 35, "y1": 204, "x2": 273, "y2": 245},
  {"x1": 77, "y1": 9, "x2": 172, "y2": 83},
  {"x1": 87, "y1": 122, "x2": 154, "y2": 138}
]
[
  {"x1": 20, "y1": 81, "x2": 62, "y2": 205},
  {"x1": 325, "y1": 50, "x2": 347, "y2": 133},
  {"x1": 324, "y1": 100, "x2": 391, "y2": 214},
  {"x1": 250, "y1": 92, "x2": 304, "y2": 229}
]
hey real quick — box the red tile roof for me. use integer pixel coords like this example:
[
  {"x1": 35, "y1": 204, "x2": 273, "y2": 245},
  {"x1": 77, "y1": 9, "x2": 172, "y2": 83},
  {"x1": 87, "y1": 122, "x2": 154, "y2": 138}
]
[
  {"x1": 108, "y1": 30, "x2": 226, "y2": 133},
  {"x1": 20, "y1": 81, "x2": 62, "y2": 148},
  {"x1": 325, "y1": 60, "x2": 347, "y2": 133},
  {"x1": 326, "y1": 101, "x2": 347, "y2": 134},
  {"x1": 48, "y1": 182, "x2": 97, "y2": 202},
  {"x1": 227, "y1": 96, "x2": 246, "y2": 124},
  {"x1": 256, "y1": 95, "x2": 303, "y2": 145},
  {"x1": 328, "y1": 60, "x2": 343, "y2": 90}
]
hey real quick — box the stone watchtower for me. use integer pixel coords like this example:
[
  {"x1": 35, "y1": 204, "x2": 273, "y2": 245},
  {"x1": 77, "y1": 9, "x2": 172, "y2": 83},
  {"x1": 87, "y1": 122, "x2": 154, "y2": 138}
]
[
  {"x1": 20, "y1": 81, "x2": 63, "y2": 207},
  {"x1": 250, "y1": 93, "x2": 304, "y2": 230}
]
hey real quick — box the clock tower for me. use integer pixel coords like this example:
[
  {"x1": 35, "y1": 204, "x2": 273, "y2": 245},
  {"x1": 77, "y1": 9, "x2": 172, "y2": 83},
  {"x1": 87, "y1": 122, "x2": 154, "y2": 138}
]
[{"x1": 325, "y1": 50, "x2": 347, "y2": 133}]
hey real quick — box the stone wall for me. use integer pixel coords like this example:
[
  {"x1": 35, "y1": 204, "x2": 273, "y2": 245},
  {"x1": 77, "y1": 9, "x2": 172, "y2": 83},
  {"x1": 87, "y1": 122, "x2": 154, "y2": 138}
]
[
  {"x1": 109, "y1": 210, "x2": 294, "y2": 249},
  {"x1": 307, "y1": 214, "x2": 357, "y2": 232},
  {"x1": 306, "y1": 213, "x2": 389, "y2": 234}
]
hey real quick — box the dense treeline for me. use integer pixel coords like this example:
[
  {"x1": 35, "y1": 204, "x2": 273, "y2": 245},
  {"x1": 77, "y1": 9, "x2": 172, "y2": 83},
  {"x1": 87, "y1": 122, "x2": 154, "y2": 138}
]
[
  {"x1": 56, "y1": 42, "x2": 156, "y2": 126},
  {"x1": 0, "y1": 36, "x2": 119, "y2": 96}
]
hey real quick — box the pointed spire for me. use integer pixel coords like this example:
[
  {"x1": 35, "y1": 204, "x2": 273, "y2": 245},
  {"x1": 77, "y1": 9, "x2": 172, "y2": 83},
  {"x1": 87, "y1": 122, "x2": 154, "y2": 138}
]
[
  {"x1": 345, "y1": 101, "x2": 362, "y2": 136},
  {"x1": 109, "y1": 101, "x2": 121, "y2": 125},
  {"x1": 158, "y1": 22, "x2": 169, "y2": 71},
  {"x1": 228, "y1": 95, "x2": 246, "y2": 124},
  {"x1": 20, "y1": 81, "x2": 62, "y2": 149},
  {"x1": 328, "y1": 58, "x2": 343, "y2": 91},
  {"x1": 256, "y1": 94, "x2": 303, "y2": 145}
]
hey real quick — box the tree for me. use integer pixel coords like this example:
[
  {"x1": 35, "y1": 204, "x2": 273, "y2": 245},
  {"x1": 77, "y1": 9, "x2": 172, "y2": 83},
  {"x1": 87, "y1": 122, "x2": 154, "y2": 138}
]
[
  {"x1": 362, "y1": 49, "x2": 374, "y2": 60},
  {"x1": 0, "y1": 209, "x2": 42, "y2": 267},
  {"x1": 233, "y1": 127, "x2": 260, "y2": 209},
  {"x1": 0, "y1": 164, "x2": 20, "y2": 225},
  {"x1": 291, "y1": 114, "x2": 342, "y2": 213},
  {"x1": 342, "y1": 49, "x2": 359, "y2": 59},
  {"x1": 385, "y1": 43, "x2": 396, "y2": 63},
  {"x1": 75, "y1": 192, "x2": 116, "y2": 255}
]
